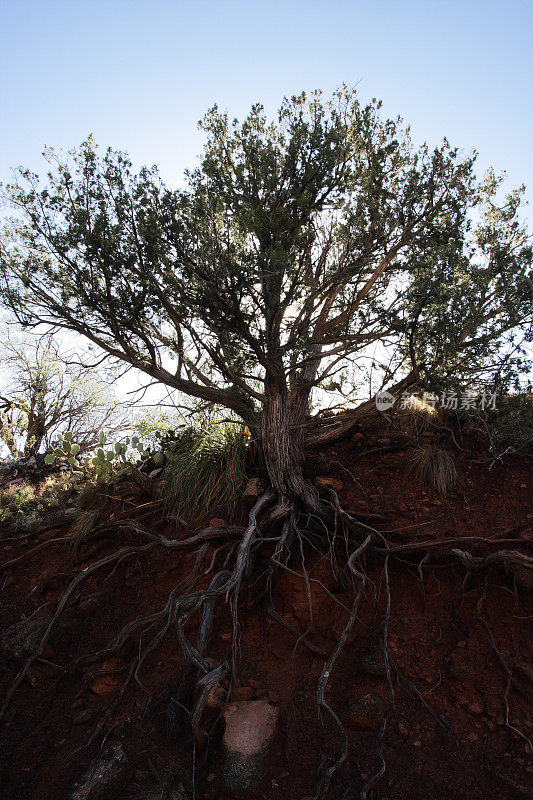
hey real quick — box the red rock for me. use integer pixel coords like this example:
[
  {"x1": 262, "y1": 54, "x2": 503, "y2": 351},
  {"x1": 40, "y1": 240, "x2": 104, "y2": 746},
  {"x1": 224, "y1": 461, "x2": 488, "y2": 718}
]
[
  {"x1": 399, "y1": 722, "x2": 409, "y2": 737},
  {"x1": 209, "y1": 518, "x2": 226, "y2": 527},
  {"x1": 223, "y1": 700, "x2": 279, "y2": 754},
  {"x1": 222, "y1": 700, "x2": 279, "y2": 796}
]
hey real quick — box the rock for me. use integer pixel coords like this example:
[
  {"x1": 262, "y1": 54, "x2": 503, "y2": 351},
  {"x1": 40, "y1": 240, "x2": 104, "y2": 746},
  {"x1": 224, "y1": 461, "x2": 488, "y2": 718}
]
[
  {"x1": 209, "y1": 518, "x2": 227, "y2": 527},
  {"x1": 398, "y1": 722, "x2": 409, "y2": 738},
  {"x1": 222, "y1": 699, "x2": 279, "y2": 798},
  {"x1": 73, "y1": 709, "x2": 94, "y2": 725},
  {"x1": 341, "y1": 693, "x2": 384, "y2": 732},
  {"x1": 352, "y1": 432, "x2": 364, "y2": 444},
  {"x1": 315, "y1": 476, "x2": 343, "y2": 492},
  {"x1": 69, "y1": 740, "x2": 132, "y2": 800},
  {"x1": 514, "y1": 662, "x2": 533, "y2": 685},
  {"x1": 242, "y1": 478, "x2": 264, "y2": 509}
]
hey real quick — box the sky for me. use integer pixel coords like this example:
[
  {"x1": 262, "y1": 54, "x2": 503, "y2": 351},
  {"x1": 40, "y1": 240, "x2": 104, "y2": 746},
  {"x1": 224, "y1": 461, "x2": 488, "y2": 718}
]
[
  {"x1": 0, "y1": 0, "x2": 532, "y2": 421},
  {"x1": 1, "y1": 0, "x2": 532, "y2": 224}
]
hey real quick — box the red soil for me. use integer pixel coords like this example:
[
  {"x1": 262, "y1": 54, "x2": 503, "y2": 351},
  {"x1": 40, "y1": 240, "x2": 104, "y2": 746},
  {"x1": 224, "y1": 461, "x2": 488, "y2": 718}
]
[{"x1": 0, "y1": 435, "x2": 531, "y2": 800}]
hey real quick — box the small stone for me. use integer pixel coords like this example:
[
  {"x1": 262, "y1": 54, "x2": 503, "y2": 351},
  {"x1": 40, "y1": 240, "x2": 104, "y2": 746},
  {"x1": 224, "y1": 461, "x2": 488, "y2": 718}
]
[
  {"x1": 398, "y1": 723, "x2": 409, "y2": 738},
  {"x1": 209, "y1": 518, "x2": 226, "y2": 528},
  {"x1": 413, "y1": 740, "x2": 422, "y2": 747},
  {"x1": 468, "y1": 733, "x2": 478, "y2": 742},
  {"x1": 268, "y1": 691, "x2": 280, "y2": 704},
  {"x1": 207, "y1": 773, "x2": 217, "y2": 782},
  {"x1": 69, "y1": 740, "x2": 132, "y2": 800},
  {"x1": 341, "y1": 693, "x2": 384, "y2": 732}
]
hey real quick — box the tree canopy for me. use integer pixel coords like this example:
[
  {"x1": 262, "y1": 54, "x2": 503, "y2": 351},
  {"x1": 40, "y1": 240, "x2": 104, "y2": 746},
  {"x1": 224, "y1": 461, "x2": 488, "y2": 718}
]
[{"x1": 1, "y1": 88, "x2": 531, "y2": 494}]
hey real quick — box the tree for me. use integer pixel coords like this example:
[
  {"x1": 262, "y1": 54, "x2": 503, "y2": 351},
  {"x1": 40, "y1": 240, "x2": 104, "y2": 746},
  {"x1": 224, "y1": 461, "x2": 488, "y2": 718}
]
[
  {"x1": 0, "y1": 88, "x2": 531, "y2": 508},
  {"x1": 0, "y1": 334, "x2": 127, "y2": 458}
]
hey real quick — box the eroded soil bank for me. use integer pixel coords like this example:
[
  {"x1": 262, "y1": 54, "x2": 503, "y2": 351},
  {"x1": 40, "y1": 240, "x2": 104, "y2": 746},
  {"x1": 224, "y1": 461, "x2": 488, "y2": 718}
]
[{"x1": 0, "y1": 434, "x2": 531, "y2": 800}]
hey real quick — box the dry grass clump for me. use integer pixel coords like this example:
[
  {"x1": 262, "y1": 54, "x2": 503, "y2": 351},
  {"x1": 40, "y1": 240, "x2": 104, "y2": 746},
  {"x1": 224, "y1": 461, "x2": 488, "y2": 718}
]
[{"x1": 409, "y1": 444, "x2": 458, "y2": 496}]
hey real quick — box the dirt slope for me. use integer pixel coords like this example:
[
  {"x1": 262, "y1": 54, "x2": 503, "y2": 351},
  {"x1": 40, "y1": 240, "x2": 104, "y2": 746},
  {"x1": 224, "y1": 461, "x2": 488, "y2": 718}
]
[{"x1": 0, "y1": 435, "x2": 531, "y2": 800}]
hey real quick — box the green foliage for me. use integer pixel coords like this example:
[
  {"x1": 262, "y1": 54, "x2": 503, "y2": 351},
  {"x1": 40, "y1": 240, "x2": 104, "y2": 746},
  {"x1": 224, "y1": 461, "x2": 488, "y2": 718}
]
[
  {"x1": 133, "y1": 410, "x2": 182, "y2": 446},
  {"x1": 1, "y1": 88, "x2": 530, "y2": 439},
  {"x1": 409, "y1": 444, "x2": 458, "y2": 496},
  {"x1": 131, "y1": 757, "x2": 190, "y2": 800},
  {"x1": 163, "y1": 423, "x2": 249, "y2": 520},
  {"x1": 486, "y1": 391, "x2": 533, "y2": 450}
]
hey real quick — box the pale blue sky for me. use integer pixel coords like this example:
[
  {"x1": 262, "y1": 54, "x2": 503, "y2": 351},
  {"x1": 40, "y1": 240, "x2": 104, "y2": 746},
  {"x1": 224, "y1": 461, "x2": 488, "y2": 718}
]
[{"x1": 1, "y1": 0, "x2": 532, "y2": 225}]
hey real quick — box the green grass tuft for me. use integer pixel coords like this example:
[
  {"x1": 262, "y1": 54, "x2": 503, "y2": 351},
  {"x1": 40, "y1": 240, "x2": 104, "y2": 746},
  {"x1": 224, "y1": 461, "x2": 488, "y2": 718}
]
[{"x1": 163, "y1": 423, "x2": 250, "y2": 520}]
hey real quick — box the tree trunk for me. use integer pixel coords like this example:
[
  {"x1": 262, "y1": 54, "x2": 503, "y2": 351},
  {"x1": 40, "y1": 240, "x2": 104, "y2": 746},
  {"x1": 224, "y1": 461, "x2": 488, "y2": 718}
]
[{"x1": 261, "y1": 378, "x2": 319, "y2": 511}]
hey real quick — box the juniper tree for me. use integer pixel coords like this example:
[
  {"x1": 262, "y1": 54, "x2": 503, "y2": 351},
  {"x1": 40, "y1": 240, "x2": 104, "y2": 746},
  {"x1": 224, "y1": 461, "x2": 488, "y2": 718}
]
[{"x1": 1, "y1": 88, "x2": 531, "y2": 510}]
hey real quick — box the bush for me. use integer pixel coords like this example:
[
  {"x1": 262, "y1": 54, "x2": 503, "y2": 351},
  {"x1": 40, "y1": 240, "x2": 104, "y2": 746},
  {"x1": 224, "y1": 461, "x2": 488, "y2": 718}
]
[{"x1": 163, "y1": 423, "x2": 250, "y2": 520}]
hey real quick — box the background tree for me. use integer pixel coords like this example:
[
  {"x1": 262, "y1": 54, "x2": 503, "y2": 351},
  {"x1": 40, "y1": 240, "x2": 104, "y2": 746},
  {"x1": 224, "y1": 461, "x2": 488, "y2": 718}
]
[
  {"x1": 0, "y1": 89, "x2": 531, "y2": 508},
  {"x1": 0, "y1": 334, "x2": 127, "y2": 457}
]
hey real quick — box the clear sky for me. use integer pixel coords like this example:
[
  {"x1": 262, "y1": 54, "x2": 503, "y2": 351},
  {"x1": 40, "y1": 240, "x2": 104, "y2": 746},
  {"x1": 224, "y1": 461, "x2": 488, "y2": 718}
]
[{"x1": 1, "y1": 0, "x2": 532, "y2": 226}]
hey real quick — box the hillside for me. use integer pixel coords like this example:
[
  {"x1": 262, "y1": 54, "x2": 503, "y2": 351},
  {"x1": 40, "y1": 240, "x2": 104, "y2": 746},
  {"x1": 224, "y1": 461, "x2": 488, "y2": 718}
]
[{"x1": 0, "y1": 425, "x2": 532, "y2": 800}]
